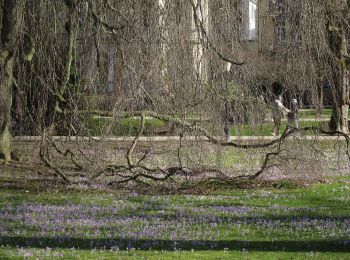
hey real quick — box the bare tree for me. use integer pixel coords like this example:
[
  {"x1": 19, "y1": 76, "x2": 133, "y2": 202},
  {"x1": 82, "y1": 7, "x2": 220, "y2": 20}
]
[
  {"x1": 264, "y1": 0, "x2": 349, "y2": 133},
  {"x1": 0, "y1": 0, "x2": 349, "y2": 188}
]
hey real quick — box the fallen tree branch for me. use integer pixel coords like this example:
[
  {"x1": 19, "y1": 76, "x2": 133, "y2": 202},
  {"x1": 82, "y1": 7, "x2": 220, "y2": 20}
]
[
  {"x1": 91, "y1": 121, "x2": 350, "y2": 186},
  {"x1": 249, "y1": 152, "x2": 280, "y2": 180},
  {"x1": 108, "y1": 167, "x2": 201, "y2": 186},
  {"x1": 51, "y1": 141, "x2": 83, "y2": 170},
  {"x1": 39, "y1": 137, "x2": 71, "y2": 184}
]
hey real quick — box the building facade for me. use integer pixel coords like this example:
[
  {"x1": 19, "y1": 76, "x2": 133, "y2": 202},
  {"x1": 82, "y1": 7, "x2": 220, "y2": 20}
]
[{"x1": 95, "y1": 0, "x2": 315, "y2": 109}]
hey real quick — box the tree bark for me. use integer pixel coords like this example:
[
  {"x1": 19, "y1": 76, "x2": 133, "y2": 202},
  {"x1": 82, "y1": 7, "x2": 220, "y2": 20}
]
[
  {"x1": 327, "y1": 2, "x2": 350, "y2": 133},
  {"x1": 0, "y1": 0, "x2": 23, "y2": 161},
  {"x1": 55, "y1": 0, "x2": 79, "y2": 114},
  {"x1": 329, "y1": 63, "x2": 350, "y2": 133}
]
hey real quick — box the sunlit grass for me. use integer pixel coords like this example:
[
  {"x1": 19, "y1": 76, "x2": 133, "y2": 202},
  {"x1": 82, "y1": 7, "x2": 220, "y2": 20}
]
[
  {"x1": 230, "y1": 121, "x2": 328, "y2": 136},
  {"x1": 87, "y1": 109, "x2": 343, "y2": 137}
]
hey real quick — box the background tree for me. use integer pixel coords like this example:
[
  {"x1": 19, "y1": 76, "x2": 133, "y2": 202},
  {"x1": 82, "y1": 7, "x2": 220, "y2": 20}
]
[
  {"x1": 265, "y1": 0, "x2": 349, "y2": 133},
  {"x1": 326, "y1": 0, "x2": 350, "y2": 133}
]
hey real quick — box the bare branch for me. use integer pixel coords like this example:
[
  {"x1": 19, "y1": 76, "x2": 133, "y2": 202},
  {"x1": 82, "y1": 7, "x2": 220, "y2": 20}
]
[{"x1": 188, "y1": 0, "x2": 245, "y2": 66}]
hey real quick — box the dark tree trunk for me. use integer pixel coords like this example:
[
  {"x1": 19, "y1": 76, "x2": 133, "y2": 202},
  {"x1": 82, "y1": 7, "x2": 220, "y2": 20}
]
[
  {"x1": 327, "y1": 1, "x2": 350, "y2": 133},
  {"x1": 0, "y1": 0, "x2": 23, "y2": 161}
]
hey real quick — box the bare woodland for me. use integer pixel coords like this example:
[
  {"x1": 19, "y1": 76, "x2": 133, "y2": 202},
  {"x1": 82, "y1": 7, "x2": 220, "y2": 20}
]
[{"x1": 0, "y1": 0, "x2": 349, "y2": 190}]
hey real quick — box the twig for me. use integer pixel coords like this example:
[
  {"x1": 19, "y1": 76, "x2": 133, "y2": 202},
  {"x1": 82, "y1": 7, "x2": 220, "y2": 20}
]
[
  {"x1": 188, "y1": 0, "x2": 245, "y2": 66},
  {"x1": 249, "y1": 152, "x2": 279, "y2": 180}
]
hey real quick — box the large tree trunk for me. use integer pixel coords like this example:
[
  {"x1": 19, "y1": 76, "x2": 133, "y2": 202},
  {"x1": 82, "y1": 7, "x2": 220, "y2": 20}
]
[
  {"x1": 327, "y1": 1, "x2": 350, "y2": 133},
  {"x1": 330, "y1": 67, "x2": 350, "y2": 133},
  {"x1": 0, "y1": 0, "x2": 23, "y2": 161},
  {"x1": 329, "y1": 57, "x2": 350, "y2": 133}
]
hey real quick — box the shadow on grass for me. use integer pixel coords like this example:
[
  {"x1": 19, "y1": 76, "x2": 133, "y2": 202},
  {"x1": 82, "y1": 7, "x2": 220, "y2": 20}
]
[{"x1": 0, "y1": 236, "x2": 349, "y2": 252}]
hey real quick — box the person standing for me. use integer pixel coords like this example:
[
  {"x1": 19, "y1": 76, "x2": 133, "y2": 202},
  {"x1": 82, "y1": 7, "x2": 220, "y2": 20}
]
[
  {"x1": 271, "y1": 95, "x2": 290, "y2": 136},
  {"x1": 287, "y1": 98, "x2": 299, "y2": 129}
]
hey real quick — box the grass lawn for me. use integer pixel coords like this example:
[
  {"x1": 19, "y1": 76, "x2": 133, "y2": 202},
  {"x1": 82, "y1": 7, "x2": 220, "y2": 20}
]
[
  {"x1": 87, "y1": 108, "x2": 344, "y2": 137},
  {"x1": 298, "y1": 109, "x2": 332, "y2": 118},
  {"x1": 88, "y1": 115, "x2": 330, "y2": 137},
  {"x1": 88, "y1": 116, "x2": 166, "y2": 136},
  {"x1": 298, "y1": 108, "x2": 350, "y2": 119},
  {"x1": 0, "y1": 179, "x2": 349, "y2": 259},
  {"x1": 230, "y1": 120, "x2": 328, "y2": 136}
]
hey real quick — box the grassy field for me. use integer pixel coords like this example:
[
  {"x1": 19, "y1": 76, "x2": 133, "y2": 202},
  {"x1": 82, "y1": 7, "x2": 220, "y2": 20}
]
[
  {"x1": 88, "y1": 116, "x2": 166, "y2": 136},
  {"x1": 297, "y1": 108, "x2": 350, "y2": 118},
  {"x1": 89, "y1": 111, "x2": 328, "y2": 136},
  {"x1": 298, "y1": 109, "x2": 331, "y2": 118},
  {"x1": 2, "y1": 109, "x2": 349, "y2": 259},
  {"x1": 0, "y1": 177, "x2": 349, "y2": 259},
  {"x1": 87, "y1": 109, "x2": 341, "y2": 137}
]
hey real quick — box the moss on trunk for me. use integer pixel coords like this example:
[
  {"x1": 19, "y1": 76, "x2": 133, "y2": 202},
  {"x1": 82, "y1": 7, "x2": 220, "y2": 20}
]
[
  {"x1": 0, "y1": 55, "x2": 14, "y2": 161},
  {"x1": 0, "y1": 124, "x2": 12, "y2": 161},
  {"x1": 0, "y1": 0, "x2": 23, "y2": 161}
]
